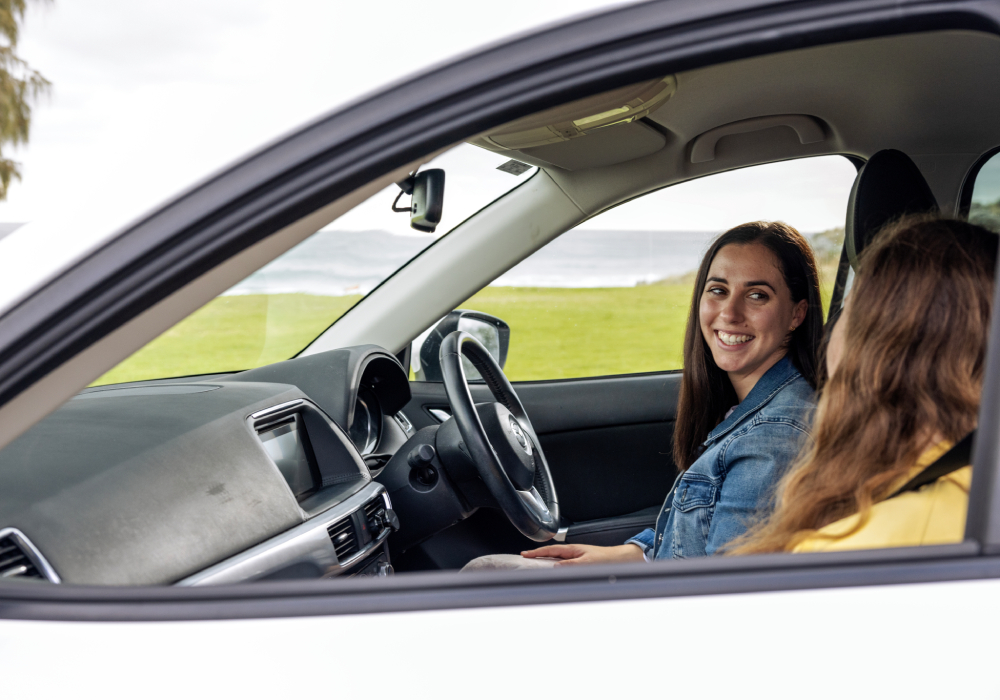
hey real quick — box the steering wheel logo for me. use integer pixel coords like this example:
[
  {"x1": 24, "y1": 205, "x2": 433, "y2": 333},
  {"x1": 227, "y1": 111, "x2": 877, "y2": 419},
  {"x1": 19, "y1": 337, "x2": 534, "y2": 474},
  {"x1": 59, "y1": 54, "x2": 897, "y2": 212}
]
[{"x1": 508, "y1": 415, "x2": 531, "y2": 454}]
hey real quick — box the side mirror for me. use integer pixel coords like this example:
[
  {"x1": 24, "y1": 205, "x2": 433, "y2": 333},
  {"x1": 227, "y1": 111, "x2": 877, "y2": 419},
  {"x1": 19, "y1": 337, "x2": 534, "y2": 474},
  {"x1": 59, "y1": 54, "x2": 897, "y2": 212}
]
[
  {"x1": 414, "y1": 310, "x2": 510, "y2": 382},
  {"x1": 393, "y1": 169, "x2": 445, "y2": 233}
]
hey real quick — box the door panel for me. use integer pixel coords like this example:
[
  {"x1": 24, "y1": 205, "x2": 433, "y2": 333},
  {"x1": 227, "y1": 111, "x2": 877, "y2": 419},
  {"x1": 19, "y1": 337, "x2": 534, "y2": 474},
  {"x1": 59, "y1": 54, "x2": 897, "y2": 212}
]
[
  {"x1": 540, "y1": 422, "x2": 673, "y2": 522},
  {"x1": 402, "y1": 371, "x2": 680, "y2": 529},
  {"x1": 563, "y1": 505, "x2": 661, "y2": 547}
]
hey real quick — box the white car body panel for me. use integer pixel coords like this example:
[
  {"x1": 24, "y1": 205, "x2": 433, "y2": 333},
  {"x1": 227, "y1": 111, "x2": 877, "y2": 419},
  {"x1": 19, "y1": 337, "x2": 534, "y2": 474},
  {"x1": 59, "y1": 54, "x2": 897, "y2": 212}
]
[{"x1": 3, "y1": 578, "x2": 996, "y2": 698}]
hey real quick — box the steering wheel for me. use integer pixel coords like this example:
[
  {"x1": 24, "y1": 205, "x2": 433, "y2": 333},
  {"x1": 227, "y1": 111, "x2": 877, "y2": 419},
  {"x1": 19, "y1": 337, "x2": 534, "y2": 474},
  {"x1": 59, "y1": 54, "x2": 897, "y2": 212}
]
[{"x1": 439, "y1": 331, "x2": 561, "y2": 541}]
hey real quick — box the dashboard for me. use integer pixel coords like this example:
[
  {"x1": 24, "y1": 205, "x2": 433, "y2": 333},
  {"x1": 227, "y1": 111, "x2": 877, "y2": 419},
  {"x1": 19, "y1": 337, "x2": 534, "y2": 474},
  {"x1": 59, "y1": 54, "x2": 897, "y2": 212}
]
[{"x1": 0, "y1": 345, "x2": 416, "y2": 586}]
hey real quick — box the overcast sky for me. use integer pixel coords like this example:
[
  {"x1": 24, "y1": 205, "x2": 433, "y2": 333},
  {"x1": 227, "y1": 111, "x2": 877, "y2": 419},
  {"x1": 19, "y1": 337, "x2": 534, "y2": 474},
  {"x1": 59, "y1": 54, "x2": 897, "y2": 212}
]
[
  {"x1": 0, "y1": 0, "x2": 632, "y2": 226},
  {"x1": 0, "y1": 0, "x2": 641, "y2": 304},
  {"x1": 0, "y1": 0, "x2": 857, "y2": 306}
]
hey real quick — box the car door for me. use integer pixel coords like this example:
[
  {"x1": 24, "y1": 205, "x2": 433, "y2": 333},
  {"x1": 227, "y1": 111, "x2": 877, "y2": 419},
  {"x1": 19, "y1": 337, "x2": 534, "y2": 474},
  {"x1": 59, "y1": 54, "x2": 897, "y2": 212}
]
[
  {"x1": 5, "y1": 2, "x2": 1000, "y2": 698},
  {"x1": 400, "y1": 155, "x2": 856, "y2": 564}
]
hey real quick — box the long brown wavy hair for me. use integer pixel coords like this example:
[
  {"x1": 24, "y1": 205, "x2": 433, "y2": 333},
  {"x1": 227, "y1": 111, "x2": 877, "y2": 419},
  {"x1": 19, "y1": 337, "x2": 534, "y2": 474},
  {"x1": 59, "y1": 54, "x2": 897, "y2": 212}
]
[
  {"x1": 730, "y1": 217, "x2": 999, "y2": 554},
  {"x1": 673, "y1": 221, "x2": 823, "y2": 470}
]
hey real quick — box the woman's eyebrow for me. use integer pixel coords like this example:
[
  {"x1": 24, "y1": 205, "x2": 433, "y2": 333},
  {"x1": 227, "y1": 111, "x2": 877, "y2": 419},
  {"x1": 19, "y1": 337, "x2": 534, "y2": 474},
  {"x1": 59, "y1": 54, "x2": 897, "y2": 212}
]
[
  {"x1": 743, "y1": 280, "x2": 776, "y2": 291},
  {"x1": 707, "y1": 276, "x2": 727, "y2": 284}
]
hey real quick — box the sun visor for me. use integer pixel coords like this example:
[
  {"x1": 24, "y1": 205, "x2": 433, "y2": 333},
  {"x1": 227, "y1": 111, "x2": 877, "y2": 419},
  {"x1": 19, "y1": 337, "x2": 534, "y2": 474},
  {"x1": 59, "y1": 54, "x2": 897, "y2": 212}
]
[
  {"x1": 518, "y1": 120, "x2": 667, "y2": 170},
  {"x1": 469, "y1": 76, "x2": 676, "y2": 170}
]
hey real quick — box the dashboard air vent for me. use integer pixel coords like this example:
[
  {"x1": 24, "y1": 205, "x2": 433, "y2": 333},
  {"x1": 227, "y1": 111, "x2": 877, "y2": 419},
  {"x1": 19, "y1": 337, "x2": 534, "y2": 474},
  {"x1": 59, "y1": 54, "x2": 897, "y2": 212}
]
[
  {"x1": 0, "y1": 533, "x2": 43, "y2": 580},
  {"x1": 364, "y1": 496, "x2": 385, "y2": 523},
  {"x1": 327, "y1": 517, "x2": 360, "y2": 562}
]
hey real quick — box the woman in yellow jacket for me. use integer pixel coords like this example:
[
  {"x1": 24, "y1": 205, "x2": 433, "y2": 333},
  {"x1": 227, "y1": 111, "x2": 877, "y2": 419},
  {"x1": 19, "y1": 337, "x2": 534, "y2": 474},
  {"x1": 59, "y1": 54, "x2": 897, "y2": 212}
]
[{"x1": 732, "y1": 217, "x2": 996, "y2": 555}]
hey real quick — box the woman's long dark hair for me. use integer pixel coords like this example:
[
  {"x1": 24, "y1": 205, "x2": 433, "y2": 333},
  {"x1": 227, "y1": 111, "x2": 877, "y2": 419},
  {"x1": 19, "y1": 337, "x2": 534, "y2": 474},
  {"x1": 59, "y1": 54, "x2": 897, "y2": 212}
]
[{"x1": 672, "y1": 221, "x2": 823, "y2": 470}]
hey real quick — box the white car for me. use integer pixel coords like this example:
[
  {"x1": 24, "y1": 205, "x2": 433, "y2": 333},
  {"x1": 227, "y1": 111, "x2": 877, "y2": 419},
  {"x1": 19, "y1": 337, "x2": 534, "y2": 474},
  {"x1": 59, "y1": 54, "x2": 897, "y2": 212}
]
[{"x1": 4, "y1": 0, "x2": 1000, "y2": 696}]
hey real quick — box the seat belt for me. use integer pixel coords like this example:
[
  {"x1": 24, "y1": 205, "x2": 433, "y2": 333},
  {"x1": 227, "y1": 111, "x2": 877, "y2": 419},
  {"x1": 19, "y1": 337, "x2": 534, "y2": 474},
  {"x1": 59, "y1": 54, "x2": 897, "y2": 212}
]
[{"x1": 886, "y1": 431, "x2": 975, "y2": 499}]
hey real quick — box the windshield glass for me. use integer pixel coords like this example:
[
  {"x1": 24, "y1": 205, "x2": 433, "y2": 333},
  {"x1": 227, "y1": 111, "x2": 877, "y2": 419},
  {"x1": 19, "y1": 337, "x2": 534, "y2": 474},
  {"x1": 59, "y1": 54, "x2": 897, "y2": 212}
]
[{"x1": 93, "y1": 144, "x2": 537, "y2": 386}]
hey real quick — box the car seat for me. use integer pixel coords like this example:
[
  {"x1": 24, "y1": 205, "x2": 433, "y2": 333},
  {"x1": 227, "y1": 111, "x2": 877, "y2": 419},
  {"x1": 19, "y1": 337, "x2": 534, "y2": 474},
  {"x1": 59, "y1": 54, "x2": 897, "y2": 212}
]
[{"x1": 845, "y1": 148, "x2": 940, "y2": 270}]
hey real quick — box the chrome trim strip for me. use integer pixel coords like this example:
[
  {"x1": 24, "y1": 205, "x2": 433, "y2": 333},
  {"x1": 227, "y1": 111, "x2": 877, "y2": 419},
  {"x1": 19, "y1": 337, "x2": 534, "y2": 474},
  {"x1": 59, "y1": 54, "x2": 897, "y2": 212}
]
[
  {"x1": 553, "y1": 526, "x2": 569, "y2": 543},
  {"x1": 0, "y1": 527, "x2": 61, "y2": 583},
  {"x1": 517, "y1": 486, "x2": 551, "y2": 520},
  {"x1": 177, "y1": 482, "x2": 390, "y2": 586},
  {"x1": 394, "y1": 411, "x2": 414, "y2": 435},
  {"x1": 428, "y1": 408, "x2": 451, "y2": 422},
  {"x1": 248, "y1": 399, "x2": 304, "y2": 422}
]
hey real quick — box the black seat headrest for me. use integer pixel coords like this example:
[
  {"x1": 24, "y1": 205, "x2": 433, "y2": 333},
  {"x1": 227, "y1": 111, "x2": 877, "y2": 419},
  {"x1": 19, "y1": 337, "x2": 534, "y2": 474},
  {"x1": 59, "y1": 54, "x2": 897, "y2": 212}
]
[{"x1": 845, "y1": 149, "x2": 939, "y2": 269}]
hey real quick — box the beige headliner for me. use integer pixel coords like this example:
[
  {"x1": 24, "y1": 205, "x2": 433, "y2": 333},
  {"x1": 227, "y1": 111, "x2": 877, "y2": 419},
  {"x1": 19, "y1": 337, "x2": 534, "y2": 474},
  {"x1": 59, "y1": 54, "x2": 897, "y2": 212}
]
[{"x1": 493, "y1": 30, "x2": 1000, "y2": 217}]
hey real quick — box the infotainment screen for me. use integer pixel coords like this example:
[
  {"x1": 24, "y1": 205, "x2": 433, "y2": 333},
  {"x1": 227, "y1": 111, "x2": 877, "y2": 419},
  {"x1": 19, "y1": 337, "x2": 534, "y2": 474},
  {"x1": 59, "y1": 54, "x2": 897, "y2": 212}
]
[{"x1": 259, "y1": 415, "x2": 319, "y2": 499}]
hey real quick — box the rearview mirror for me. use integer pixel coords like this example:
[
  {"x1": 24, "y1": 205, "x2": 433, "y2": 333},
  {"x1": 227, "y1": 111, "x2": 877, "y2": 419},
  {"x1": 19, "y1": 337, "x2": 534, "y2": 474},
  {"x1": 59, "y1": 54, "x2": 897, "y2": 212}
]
[
  {"x1": 393, "y1": 169, "x2": 445, "y2": 233},
  {"x1": 413, "y1": 310, "x2": 510, "y2": 382}
]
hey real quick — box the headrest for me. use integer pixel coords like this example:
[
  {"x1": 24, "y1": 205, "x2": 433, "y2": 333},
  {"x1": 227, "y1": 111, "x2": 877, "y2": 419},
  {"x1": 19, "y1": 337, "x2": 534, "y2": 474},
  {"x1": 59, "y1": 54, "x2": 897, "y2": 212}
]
[{"x1": 845, "y1": 149, "x2": 939, "y2": 269}]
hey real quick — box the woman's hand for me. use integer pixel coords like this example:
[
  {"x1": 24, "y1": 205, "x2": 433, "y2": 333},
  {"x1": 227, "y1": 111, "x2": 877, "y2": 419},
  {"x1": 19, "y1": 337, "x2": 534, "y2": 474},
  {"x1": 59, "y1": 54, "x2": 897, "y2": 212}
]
[{"x1": 521, "y1": 543, "x2": 645, "y2": 566}]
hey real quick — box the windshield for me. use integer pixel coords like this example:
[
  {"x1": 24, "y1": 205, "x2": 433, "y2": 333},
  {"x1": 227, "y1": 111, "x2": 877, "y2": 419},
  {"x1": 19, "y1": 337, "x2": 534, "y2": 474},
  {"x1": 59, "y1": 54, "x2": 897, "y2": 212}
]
[{"x1": 93, "y1": 144, "x2": 537, "y2": 385}]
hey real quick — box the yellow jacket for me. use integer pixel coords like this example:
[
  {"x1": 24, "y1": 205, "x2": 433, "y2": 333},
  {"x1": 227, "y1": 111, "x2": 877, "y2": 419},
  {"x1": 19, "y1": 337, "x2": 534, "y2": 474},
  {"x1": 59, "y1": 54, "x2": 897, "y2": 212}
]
[{"x1": 793, "y1": 442, "x2": 971, "y2": 553}]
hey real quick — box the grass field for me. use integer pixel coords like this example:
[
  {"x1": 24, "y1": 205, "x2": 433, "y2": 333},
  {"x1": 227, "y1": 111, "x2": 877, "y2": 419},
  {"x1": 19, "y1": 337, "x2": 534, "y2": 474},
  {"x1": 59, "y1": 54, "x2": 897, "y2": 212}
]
[
  {"x1": 458, "y1": 285, "x2": 691, "y2": 380},
  {"x1": 95, "y1": 294, "x2": 363, "y2": 385},
  {"x1": 95, "y1": 263, "x2": 835, "y2": 386}
]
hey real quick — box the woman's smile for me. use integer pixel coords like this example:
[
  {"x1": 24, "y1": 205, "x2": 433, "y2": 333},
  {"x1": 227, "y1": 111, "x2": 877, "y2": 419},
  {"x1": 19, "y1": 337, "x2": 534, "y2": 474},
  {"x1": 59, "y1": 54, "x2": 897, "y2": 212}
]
[{"x1": 715, "y1": 330, "x2": 755, "y2": 347}]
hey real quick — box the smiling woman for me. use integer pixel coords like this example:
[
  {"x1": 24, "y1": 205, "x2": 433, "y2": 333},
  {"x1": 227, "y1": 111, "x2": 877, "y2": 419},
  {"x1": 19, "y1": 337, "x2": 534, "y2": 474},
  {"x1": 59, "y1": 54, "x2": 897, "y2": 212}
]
[
  {"x1": 697, "y1": 223, "x2": 818, "y2": 400},
  {"x1": 674, "y1": 222, "x2": 822, "y2": 469},
  {"x1": 492, "y1": 221, "x2": 824, "y2": 568}
]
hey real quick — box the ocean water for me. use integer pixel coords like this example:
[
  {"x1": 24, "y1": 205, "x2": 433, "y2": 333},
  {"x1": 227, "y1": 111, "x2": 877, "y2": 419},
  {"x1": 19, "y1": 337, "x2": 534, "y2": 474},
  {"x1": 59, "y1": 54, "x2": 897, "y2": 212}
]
[
  {"x1": 494, "y1": 229, "x2": 718, "y2": 287},
  {"x1": 226, "y1": 228, "x2": 721, "y2": 297}
]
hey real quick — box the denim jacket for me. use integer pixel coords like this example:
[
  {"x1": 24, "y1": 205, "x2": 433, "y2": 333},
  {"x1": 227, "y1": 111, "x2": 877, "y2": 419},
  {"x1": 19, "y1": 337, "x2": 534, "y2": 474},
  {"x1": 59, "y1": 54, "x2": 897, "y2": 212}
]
[{"x1": 627, "y1": 355, "x2": 814, "y2": 559}]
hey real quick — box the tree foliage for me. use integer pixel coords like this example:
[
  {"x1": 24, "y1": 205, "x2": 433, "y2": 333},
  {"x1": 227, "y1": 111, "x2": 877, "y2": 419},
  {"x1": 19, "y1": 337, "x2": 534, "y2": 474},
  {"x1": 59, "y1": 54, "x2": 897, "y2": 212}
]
[
  {"x1": 970, "y1": 200, "x2": 1000, "y2": 234},
  {"x1": 0, "y1": 0, "x2": 48, "y2": 199}
]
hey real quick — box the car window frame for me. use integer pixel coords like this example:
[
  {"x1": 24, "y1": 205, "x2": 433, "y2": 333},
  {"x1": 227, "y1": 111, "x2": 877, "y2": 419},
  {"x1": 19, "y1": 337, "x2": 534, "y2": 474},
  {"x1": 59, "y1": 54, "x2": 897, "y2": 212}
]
[
  {"x1": 958, "y1": 144, "x2": 1000, "y2": 219},
  {"x1": 1, "y1": 1, "x2": 1000, "y2": 621},
  {"x1": 942, "y1": 144, "x2": 1000, "y2": 552}
]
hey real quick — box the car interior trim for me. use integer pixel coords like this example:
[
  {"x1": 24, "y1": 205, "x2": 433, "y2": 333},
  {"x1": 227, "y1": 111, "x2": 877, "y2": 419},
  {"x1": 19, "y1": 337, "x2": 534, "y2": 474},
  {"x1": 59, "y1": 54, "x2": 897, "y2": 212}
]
[
  {"x1": 689, "y1": 114, "x2": 826, "y2": 163},
  {"x1": 392, "y1": 411, "x2": 414, "y2": 436},
  {"x1": 248, "y1": 399, "x2": 305, "y2": 422},
  {"x1": 0, "y1": 527, "x2": 60, "y2": 584},
  {"x1": 178, "y1": 484, "x2": 391, "y2": 586},
  {"x1": 427, "y1": 408, "x2": 451, "y2": 423}
]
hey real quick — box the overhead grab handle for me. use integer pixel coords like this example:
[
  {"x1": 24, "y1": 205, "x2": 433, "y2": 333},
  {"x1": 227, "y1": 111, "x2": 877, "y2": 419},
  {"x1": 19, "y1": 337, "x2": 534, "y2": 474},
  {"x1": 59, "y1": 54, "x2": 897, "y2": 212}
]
[{"x1": 689, "y1": 115, "x2": 825, "y2": 163}]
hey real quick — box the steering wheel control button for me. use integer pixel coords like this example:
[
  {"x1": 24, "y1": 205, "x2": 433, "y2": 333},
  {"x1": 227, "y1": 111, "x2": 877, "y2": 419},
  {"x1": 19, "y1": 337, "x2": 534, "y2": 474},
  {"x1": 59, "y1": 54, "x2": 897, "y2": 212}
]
[{"x1": 507, "y1": 415, "x2": 531, "y2": 454}]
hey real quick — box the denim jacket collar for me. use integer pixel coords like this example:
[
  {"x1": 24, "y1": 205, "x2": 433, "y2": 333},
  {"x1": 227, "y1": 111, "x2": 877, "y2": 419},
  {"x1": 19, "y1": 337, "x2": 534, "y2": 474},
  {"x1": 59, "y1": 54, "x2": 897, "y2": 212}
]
[{"x1": 705, "y1": 355, "x2": 802, "y2": 444}]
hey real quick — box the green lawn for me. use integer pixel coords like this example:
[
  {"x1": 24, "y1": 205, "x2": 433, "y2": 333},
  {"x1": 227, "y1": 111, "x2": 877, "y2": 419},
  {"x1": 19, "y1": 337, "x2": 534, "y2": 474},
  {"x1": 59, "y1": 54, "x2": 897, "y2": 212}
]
[
  {"x1": 95, "y1": 294, "x2": 362, "y2": 385},
  {"x1": 95, "y1": 269, "x2": 835, "y2": 385},
  {"x1": 459, "y1": 285, "x2": 691, "y2": 380}
]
